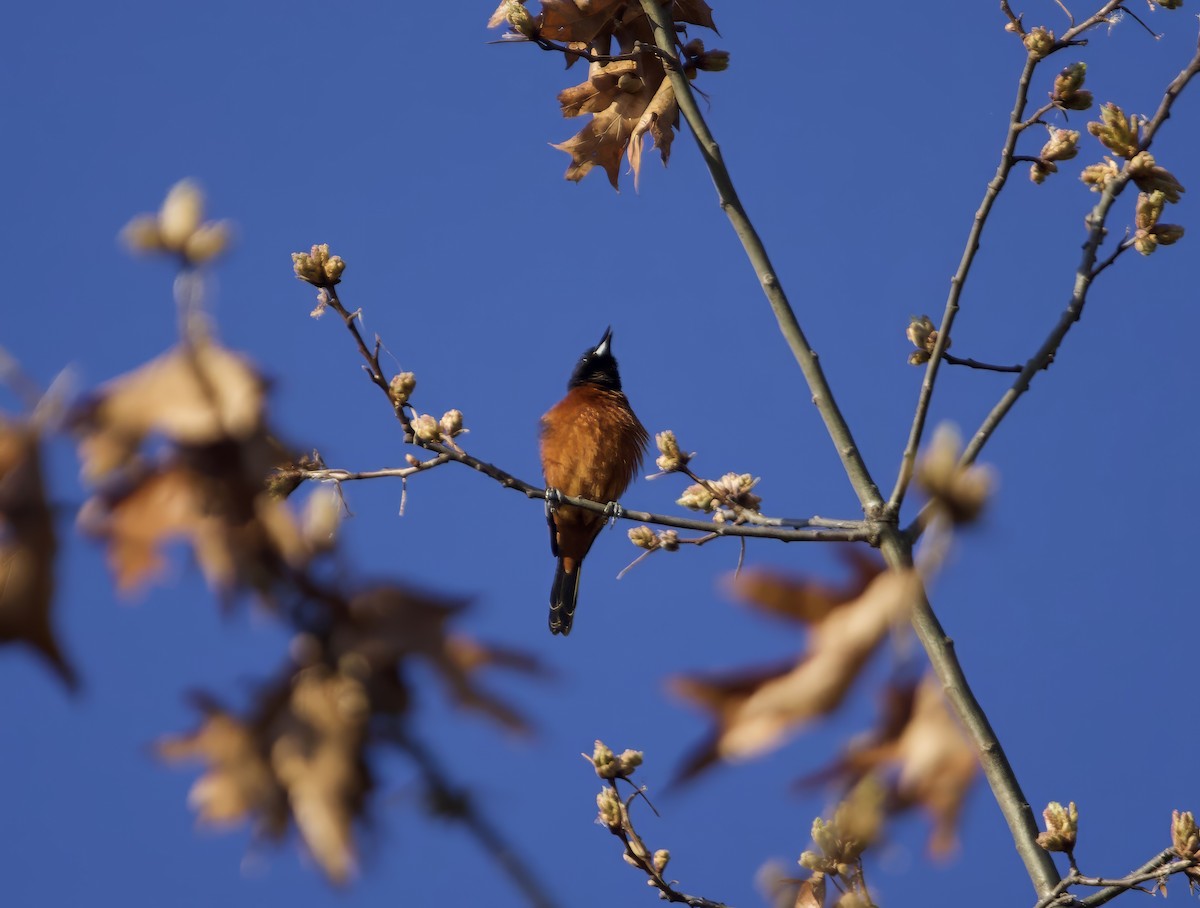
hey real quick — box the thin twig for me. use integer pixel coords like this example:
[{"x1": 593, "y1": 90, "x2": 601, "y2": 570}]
[
  {"x1": 942, "y1": 353, "x2": 1025, "y2": 373},
  {"x1": 1030, "y1": 850, "x2": 1196, "y2": 908},
  {"x1": 320, "y1": 288, "x2": 873, "y2": 543},
  {"x1": 886, "y1": 52, "x2": 1038, "y2": 518},
  {"x1": 636, "y1": 0, "x2": 884, "y2": 519},
  {"x1": 959, "y1": 33, "x2": 1200, "y2": 472},
  {"x1": 607, "y1": 778, "x2": 731, "y2": 907}
]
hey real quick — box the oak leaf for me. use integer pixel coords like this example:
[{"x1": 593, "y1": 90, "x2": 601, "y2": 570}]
[
  {"x1": 331, "y1": 585, "x2": 546, "y2": 732},
  {"x1": 78, "y1": 459, "x2": 307, "y2": 596},
  {"x1": 0, "y1": 420, "x2": 77, "y2": 689},
  {"x1": 74, "y1": 338, "x2": 265, "y2": 480},
  {"x1": 540, "y1": 0, "x2": 627, "y2": 43},
  {"x1": 806, "y1": 675, "x2": 978, "y2": 856},
  {"x1": 157, "y1": 695, "x2": 288, "y2": 837},
  {"x1": 673, "y1": 564, "x2": 918, "y2": 780},
  {"x1": 269, "y1": 666, "x2": 372, "y2": 885},
  {"x1": 628, "y1": 76, "x2": 678, "y2": 190}
]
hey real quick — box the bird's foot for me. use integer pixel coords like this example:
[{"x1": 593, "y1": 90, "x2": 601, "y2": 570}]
[
  {"x1": 603, "y1": 500, "x2": 624, "y2": 527},
  {"x1": 544, "y1": 487, "x2": 564, "y2": 517}
]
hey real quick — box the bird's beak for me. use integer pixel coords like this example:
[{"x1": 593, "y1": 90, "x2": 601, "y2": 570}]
[{"x1": 595, "y1": 326, "x2": 613, "y2": 356}]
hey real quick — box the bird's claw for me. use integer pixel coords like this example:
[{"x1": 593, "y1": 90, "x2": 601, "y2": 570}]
[
  {"x1": 544, "y1": 487, "x2": 564, "y2": 516},
  {"x1": 603, "y1": 500, "x2": 623, "y2": 527}
]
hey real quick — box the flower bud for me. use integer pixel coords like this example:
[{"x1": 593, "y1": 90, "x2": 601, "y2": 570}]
[
  {"x1": 652, "y1": 849, "x2": 670, "y2": 873},
  {"x1": 654, "y1": 430, "x2": 690, "y2": 473},
  {"x1": 1080, "y1": 158, "x2": 1120, "y2": 192},
  {"x1": 1172, "y1": 810, "x2": 1198, "y2": 857},
  {"x1": 596, "y1": 788, "x2": 623, "y2": 831},
  {"x1": 1053, "y1": 62, "x2": 1086, "y2": 97},
  {"x1": 390, "y1": 372, "x2": 417, "y2": 406},
  {"x1": 440, "y1": 409, "x2": 464, "y2": 437},
  {"x1": 617, "y1": 749, "x2": 643, "y2": 774},
  {"x1": 121, "y1": 214, "x2": 163, "y2": 252},
  {"x1": 1135, "y1": 191, "x2": 1167, "y2": 230},
  {"x1": 591, "y1": 740, "x2": 618, "y2": 777},
  {"x1": 411, "y1": 414, "x2": 442, "y2": 443},
  {"x1": 1128, "y1": 151, "x2": 1185, "y2": 202},
  {"x1": 677, "y1": 483, "x2": 715, "y2": 512},
  {"x1": 1023, "y1": 27, "x2": 1055, "y2": 59},
  {"x1": 159, "y1": 180, "x2": 205, "y2": 250},
  {"x1": 657, "y1": 530, "x2": 679, "y2": 552},
  {"x1": 1036, "y1": 801, "x2": 1079, "y2": 853},
  {"x1": 915, "y1": 423, "x2": 994, "y2": 524},
  {"x1": 1040, "y1": 127, "x2": 1079, "y2": 163},
  {"x1": 628, "y1": 526, "x2": 657, "y2": 549},
  {"x1": 184, "y1": 221, "x2": 232, "y2": 264}
]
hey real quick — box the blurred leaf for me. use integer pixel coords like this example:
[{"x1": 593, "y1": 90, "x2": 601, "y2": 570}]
[
  {"x1": 672, "y1": 565, "x2": 918, "y2": 780},
  {"x1": 0, "y1": 419, "x2": 77, "y2": 690}
]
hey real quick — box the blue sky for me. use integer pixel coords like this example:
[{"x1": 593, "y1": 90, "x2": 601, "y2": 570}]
[{"x1": 5, "y1": 2, "x2": 1199, "y2": 907}]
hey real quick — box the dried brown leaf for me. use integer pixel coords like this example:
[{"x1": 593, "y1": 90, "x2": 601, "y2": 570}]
[
  {"x1": 0, "y1": 420, "x2": 77, "y2": 689},
  {"x1": 809, "y1": 675, "x2": 978, "y2": 856},
  {"x1": 629, "y1": 76, "x2": 678, "y2": 190},
  {"x1": 540, "y1": 0, "x2": 626, "y2": 43},
  {"x1": 673, "y1": 568, "x2": 918, "y2": 779},
  {"x1": 724, "y1": 551, "x2": 883, "y2": 625},
  {"x1": 75, "y1": 339, "x2": 265, "y2": 480},
  {"x1": 269, "y1": 666, "x2": 371, "y2": 885},
  {"x1": 157, "y1": 696, "x2": 287, "y2": 836},
  {"x1": 78, "y1": 460, "x2": 306, "y2": 596},
  {"x1": 333, "y1": 585, "x2": 543, "y2": 732}
]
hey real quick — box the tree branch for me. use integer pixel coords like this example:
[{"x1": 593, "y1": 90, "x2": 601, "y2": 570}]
[
  {"x1": 959, "y1": 32, "x2": 1200, "y2": 472},
  {"x1": 886, "y1": 52, "x2": 1038, "y2": 517},
  {"x1": 315, "y1": 289, "x2": 873, "y2": 544},
  {"x1": 877, "y1": 528, "x2": 1062, "y2": 898},
  {"x1": 636, "y1": 0, "x2": 884, "y2": 519}
]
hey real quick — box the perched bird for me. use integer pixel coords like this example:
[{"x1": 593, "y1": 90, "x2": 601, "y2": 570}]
[{"x1": 540, "y1": 328, "x2": 648, "y2": 636}]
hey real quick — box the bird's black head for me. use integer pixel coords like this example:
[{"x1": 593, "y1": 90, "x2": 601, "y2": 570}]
[{"x1": 567, "y1": 327, "x2": 622, "y2": 392}]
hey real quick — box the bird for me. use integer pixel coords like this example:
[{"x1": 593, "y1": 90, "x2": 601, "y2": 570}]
[{"x1": 539, "y1": 328, "x2": 648, "y2": 636}]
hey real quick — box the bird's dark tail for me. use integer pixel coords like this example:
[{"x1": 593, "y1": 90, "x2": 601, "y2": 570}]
[{"x1": 549, "y1": 559, "x2": 581, "y2": 636}]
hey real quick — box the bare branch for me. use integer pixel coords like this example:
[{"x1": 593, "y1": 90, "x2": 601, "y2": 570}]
[{"x1": 636, "y1": 0, "x2": 884, "y2": 519}]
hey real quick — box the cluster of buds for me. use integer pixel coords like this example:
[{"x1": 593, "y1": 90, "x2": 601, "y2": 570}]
[
  {"x1": 1088, "y1": 103, "x2": 1142, "y2": 159},
  {"x1": 589, "y1": 740, "x2": 644, "y2": 780},
  {"x1": 1050, "y1": 63, "x2": 1093, "y2": 112},
  {"x1": 1153, "y1": 0, "x2": 1184, "y2": 9},
  {"x1": 292, "y1": 243, "x2": 346, "y2": 288},
  {"x1": 1080, "y1": 157, "x2": 1121, "y2": 193},
  {"x1": 677, "y1": 472, "x2": 762, "y2": 518},
  {"x1": 122, "y1": 179, "x2": 232, "y2": 265},
  {"x1": 1172, "y1": 810, "x2": 1198, "y2": 858},
  {"x1": 1127, "y1": 151, "x2": 1185, "y2": 203},
  {"x1": 596, "y1": 787, "x2": 623, "y2": 832},
  {"x1": 653, "y1": 430, "x2": 692, "y2": 474},
  {"x1": 906, "y1": 314, "x2": 947, "y2": 365},
  {"x1": 493, "y1": 0, "x2": 536, "y2": 36},
  {"x1": 409, "y1": 409, "x2": 467, "y2": 444},
  {"x1": 1030, "y1": 127, "x2": 1080, "y2": 185},
  {"x1": 799, "y1": 779, "x2": 883, "y2": 878},
  {"x1": 389, "y1": 372, "x2": 417, "y2": 407},
  {"x1": 914, "y1": 424, "x2": 994, "y2": 525},
  {"x1": 1023, "y1": 26, "x2": 1055, "y2": 59},
  {"x1": 1036, "y1": 801, "x2": 1079, "y2": 854},
  {"x1": 628, "y1": 526, "x2": 679, "y2": 552},
  {"x1": 681, "y1": 39, "x2": 730, "y2": 79},
  {"x1": 1134, "y1": 190, "x2": 1185, "y2": 256}
]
